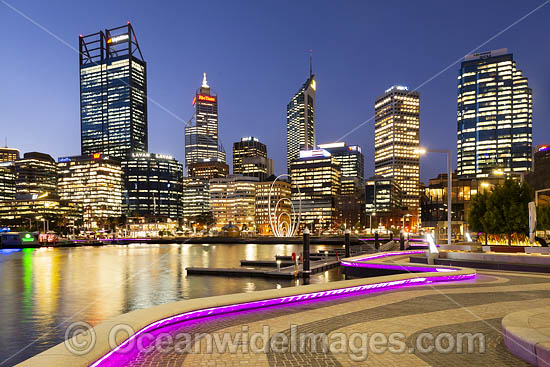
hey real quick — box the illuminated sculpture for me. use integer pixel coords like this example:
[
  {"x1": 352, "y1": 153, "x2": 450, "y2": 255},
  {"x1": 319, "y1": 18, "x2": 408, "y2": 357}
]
[{"x1": 268, "y1": 174, "x2": 301, "y2": 237}]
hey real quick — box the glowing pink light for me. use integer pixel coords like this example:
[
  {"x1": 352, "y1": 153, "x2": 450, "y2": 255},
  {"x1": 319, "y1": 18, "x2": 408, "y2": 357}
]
[
  {"x1": 91, "y1": 266, "x2": 474, "y2": 365},
  {"x1": 90, "y1": 250, "x2": 474, "y2": 366}
]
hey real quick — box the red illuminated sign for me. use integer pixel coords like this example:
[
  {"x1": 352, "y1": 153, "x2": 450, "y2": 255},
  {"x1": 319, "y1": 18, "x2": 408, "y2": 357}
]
[
  {"x1": 197, "y1": 94, "x2": 216, "y2": 103},
  {"x1": 93, "y1": 153, "x2": 101, "y2": 159}
]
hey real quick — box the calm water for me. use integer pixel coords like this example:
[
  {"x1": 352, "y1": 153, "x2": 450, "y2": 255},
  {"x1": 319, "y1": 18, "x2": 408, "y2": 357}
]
[{"x1": 0, "y1": 243, "x2": 343, "y2": 365}]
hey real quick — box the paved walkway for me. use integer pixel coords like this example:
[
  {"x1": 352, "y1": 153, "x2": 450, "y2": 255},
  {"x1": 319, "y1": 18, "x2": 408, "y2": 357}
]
[
  {"x1": 503, "y1": 306, "x2": 550, "y2": 366},
  {"x1": 105, "y1": 269, "x2": 550, "y2": 366}
]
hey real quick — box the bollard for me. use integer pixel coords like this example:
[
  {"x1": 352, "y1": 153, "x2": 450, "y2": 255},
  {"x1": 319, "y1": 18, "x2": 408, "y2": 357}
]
[
  {"x1": 303, "y1": 228, "x2": 311, "y2": 278},
  {"x1": 344, "y1": 229, "x2": 351, "y2": 258},
  {"x1": 400, "y1": 231, "x2": 405, "y2": 251},
  {"x1": 276, "y1": 260, "x2": 281, "y2": 272},
  {"x1": 375, "y1": 231, "x2": 379, "y2": 251}
]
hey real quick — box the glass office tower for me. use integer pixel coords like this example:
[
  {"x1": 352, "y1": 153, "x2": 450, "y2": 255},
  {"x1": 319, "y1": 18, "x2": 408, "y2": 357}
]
[
  {"x1": 122, "y1": 152, "x2": 183, "y2": 219},
  {"x1": 233, "y1": 137, "x2": 272, "y2": 181},
  {"x1": 0, "y1": 163, "x2": 16, "y2": 201},
  {"x1": 374, "y1": 86, "x2": 420, "y2": 211},
  {"x1": 79, "y1": 23, "x2": 147, "y2": 158},
  {"x1": 14, "y1": 152, "x2": 58, "y2": 198},
  {"x1": 290, "y1": 149, "x2": 341, "y2": 230},
  {"x1": 57, "y1": 154, "x2": 123, "y2": 227},
  {"x1": 185, "y1": 73, "x2": 226, "y2": 169},
  {"x1": 457, "y1": 49, "x2": 532, "y2": 178},
  {"x1": 317, "y1": 142, "x2": 364, "y2": 180},
  {"x1": 287, "y1": 74, "x2": 316, "y2": 173}
]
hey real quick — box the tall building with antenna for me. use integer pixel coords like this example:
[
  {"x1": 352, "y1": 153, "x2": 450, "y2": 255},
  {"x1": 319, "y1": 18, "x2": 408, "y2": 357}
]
[
  {"x1": 286, "y1": 52, "x2": 316, "y2": 173},
  {"x1": 79, "y1": 23, "x2": 148, "y2": 158},
  {"x1": 185, "y1": 73, "x2": 226, "y2": 170}
]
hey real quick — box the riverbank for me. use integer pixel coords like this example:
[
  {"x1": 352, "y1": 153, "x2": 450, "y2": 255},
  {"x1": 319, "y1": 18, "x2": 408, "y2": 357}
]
[{"x1": 1, "y1": 235, "x2": 375, "y2": 249}]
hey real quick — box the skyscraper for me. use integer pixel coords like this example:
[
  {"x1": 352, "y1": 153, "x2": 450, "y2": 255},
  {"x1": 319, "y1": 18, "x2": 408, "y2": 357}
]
[
  {"x1": 185, "y1": 73, "x2": 226, "y2": 169},
  {"x1": 14, "y1": 152, "x2": 58, "y2": 198},
  {"x1": 0, "y1": 163, "x2": 15, "y2": 201},
  {"x1": 122, "y1": 152, "x2": 183, "y2": 219},
  {"x1": 182, "y1": 176, "x2": 210, "y2": 223},
  {"x1": 317, "y1": 142, "x2": 364, "y2": 181},
  {"x1": 374, "y1": 85, "x2": 420, "y2": 211},
  {"x1": 79, "y1": 23, "x2": 147, "y2": 158},
  {"x1": 318, "y1": 142, "x2": 365, "y2": 227},
  {"x1": 286, "y1": 66, "x2": 316, "y2": 173},
  {"x1": 290, "y1": 149, "x2": 341, "y2": 230},
  {"x1": 457, "y1": 49, "x2": 532, "y2": 178},
  {"x1": 233, "y1": 137, "x2": 272, "y2": 181},
  {"x1": 57, "y1": 154, "x2": 123, "y2": 227}
]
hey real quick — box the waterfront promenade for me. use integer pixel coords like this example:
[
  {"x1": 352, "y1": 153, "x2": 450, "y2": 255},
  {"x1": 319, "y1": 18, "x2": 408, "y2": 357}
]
[
  {"x1": 101, "y1": 270, "x2": 548, "y2": 366},
  {"x1": 19, "y1": 250, "x2": 550, "y2": 366}
]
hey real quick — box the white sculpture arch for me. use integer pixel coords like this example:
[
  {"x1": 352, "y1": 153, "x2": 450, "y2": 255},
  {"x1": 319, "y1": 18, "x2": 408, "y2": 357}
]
[{"x1": 268, "y1": 174, "x2": 301, "y2": 237}]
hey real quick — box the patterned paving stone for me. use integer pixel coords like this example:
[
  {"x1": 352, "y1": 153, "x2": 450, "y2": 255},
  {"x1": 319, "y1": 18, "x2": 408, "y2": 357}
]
[{"x1": 114, "y1": 271, "x2": 550, "y2": 366}]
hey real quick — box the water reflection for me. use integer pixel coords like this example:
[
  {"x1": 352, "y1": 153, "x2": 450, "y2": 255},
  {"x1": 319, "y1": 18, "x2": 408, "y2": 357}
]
[{"x1": 0, "y1": 243, "x2": 343, "y2": 365}]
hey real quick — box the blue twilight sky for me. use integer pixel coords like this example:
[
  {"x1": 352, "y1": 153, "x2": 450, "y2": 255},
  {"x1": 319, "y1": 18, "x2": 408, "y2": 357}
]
[{"x1": 1, "y1": 0, "x2": 549, "y2": 183}]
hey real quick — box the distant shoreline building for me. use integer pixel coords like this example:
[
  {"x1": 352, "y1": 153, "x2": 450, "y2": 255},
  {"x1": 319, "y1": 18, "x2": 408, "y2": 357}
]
[
  {"x1": 182, "y1": 176, "x2": 210, "y2": 223},
  {"x1": 15, "y1": 152, "x2": 58, "y2": 198},
  {"x1": 0, "y1": 147, "x2": 20, "y2": 163},
  {"x1": 0, "y1": 163, "x2": 16, "y2": 202},
  {"x1": 185, "y1": 73, "x2": 226, "y2": 169},
  {"x1": 57, "y1": 154, "x2": 123, "y2": 228},
  {"x1": 374, "y1": 85, "x2": 420, "y2": 212},
  {"x1": 79, "y1": 23, "x2": 148, "y2": 158},
  {"x1": 457, "y1": 48, "x2": 532, "y2": 178},
  {"x1": 254, "y1": 180, "x2": 291, "y2": 235},
  {"x1": 209, "y1": 175, "x2": 258, "y2": 231}
]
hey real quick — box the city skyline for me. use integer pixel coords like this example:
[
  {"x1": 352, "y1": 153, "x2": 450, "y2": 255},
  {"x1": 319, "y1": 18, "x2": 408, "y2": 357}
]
[{"x1": 1, "y1": 1, "x2": 550, "y2": 184}]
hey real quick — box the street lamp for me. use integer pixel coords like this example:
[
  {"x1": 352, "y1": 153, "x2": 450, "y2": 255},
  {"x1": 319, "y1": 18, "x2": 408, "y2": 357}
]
[
  {"x1": 493, "y1": 169, "x2": 524, "y2": 184},
  {"x1": 369, "y1": 212, "x2": 376, "y2": 232},
  {"x1": 415, "y1": 147, "x2": 452, "y2": 245}
]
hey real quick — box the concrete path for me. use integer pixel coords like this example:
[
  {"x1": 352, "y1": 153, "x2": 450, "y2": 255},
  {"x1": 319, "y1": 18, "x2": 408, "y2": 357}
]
[
  {"x1": 503, "y1": 307, "x2": 550, "y2": 366},
  {"x1": 114, "y1": 270, "x2": 550, "y2": 366}
]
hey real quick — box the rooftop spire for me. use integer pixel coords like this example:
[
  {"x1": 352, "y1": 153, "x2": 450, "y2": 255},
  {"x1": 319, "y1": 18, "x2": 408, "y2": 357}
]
[
  {"x1": 309, "y1": 49, "x2": 312, "y2": 77},
  {"x1": 202, "y1": 72, "x2": 209, "y2": 88}
]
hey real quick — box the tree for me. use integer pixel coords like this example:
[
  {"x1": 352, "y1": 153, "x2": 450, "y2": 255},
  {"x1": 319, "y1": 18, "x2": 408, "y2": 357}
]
[
  {"x1": 194, "y1": 211, "x2": 215, "y2": 231},
  {"x1": 483, "y1": 180, "x2": 532, "y2": 246},
  {"x1": 468, "y1": 190, "x2": 490, "y2": 245},
  {"x1": 537, "y1": 205, "x2": 550, "y2": 231}
]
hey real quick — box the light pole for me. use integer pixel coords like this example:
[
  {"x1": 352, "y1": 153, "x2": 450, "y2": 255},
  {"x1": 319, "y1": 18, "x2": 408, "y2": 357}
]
[{"x1": 416, "y1": 148, "x2": 452, "y2": 245}]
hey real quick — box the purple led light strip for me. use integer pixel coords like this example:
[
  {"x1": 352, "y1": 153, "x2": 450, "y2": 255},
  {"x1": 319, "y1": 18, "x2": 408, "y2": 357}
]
[
  {"x1": 352, "y1": 250, "x2": 426, "y2": 262},
  {"x1": 340, "y1": 260, "x2": 458, "y2": 273},
  {"x1": 72, "y1": 238, "x2": 152, "y2": 242},
  {"x1": 358, "y1": 238, "x2": 425, "y2": 242},
  {"x1": 342, "y1": 250, "x2": 455, "y2": 273},
  {"x1": 91, "y1": 250, "x2": 475, "y2": 366}
]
